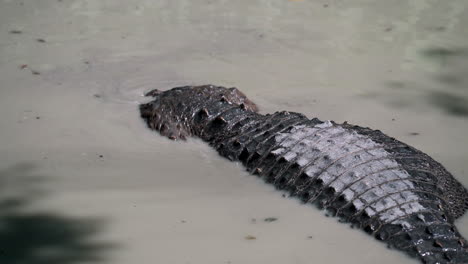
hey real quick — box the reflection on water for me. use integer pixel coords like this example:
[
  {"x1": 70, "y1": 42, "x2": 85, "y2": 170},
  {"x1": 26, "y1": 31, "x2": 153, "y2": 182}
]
[{"x1": 0, "y1": 164, "x2": 116, "y2": 264}]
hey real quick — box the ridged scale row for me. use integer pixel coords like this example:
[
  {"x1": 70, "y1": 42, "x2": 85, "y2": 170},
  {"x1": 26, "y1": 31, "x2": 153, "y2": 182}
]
[{"x1": 206, "y1": 110, "x2": 468, "y2": 263}]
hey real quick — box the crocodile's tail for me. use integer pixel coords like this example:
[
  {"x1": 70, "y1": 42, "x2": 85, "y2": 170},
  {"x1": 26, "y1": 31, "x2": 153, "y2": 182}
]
[{"x1": 373, "y1": 214, "x2": 468, "y2": 263}]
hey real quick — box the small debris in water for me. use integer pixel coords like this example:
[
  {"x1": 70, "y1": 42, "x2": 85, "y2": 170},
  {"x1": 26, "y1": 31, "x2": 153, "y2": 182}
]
[
  {"x1": 36, "y1": 38, "x2": 46, "y2": 43},
  {"x1": 98, "y1": 154, "x2": 104, "y2": 158},
  {"x1": 9, "y1": 30, "x2": 22, "y2": 34},
  {"x1": 93, "y1": 94, "x2": 101, "y2": 98},
  {"x1": 84, "y1": 61, "x2": 90, "y2": 65},
  {"x1": 31, "y1": 71, "x2": 40, "y2": 75},
  {"x1": 409, "y1": 132, "x2": 420, "y2": 136},
  {"x1": 385, "y1": 27, "x2": 393, "y2": 32},
  {"x1": 307, "y1": 235, "x2": 313, "y2": 239},
  {"x1": 35, "y1": 116, "x2": 40, "y2": 120},
  {"x1": 391, "y1": 118, "x2": 396, "y2": 121},
  {"x1": 20, "y1": 64, "x2": 28, "y2": 70},
  {"x1": 323, "y1": 4, "x2": 328, "y2": 7},
  {"x1": 264, "y1": 217, "x2": 278, "y2": 222},
  {"x1": 245, "y1": 235, "x2": 256, "y2": 240},
  {"x1": 181, "y1": 220, "x2": 186, "y2": 223},
  {"x1": 250, "y1": 218, "x2": 256, "y2": 224}
]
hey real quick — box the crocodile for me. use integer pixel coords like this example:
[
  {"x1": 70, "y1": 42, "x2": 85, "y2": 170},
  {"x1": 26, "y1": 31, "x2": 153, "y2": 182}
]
[{"x1": 139, "y1": 85, "x2": 468, "y2": 263}]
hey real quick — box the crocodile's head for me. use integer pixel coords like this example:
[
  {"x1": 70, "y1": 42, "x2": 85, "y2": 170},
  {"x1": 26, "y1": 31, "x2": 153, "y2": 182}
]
[{"x1": 140, "y1": 85, "x2": 257, "y2": 140}]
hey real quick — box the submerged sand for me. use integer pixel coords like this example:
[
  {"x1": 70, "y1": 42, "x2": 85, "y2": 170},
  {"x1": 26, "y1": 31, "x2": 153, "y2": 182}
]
[{"x1": 1, "y1": 1, "x2": 467, "y2": 263}]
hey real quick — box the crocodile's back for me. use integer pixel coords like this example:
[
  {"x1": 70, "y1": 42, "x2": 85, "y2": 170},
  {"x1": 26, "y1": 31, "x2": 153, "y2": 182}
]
[{"x1": 214, "y1": 112, "x2": 468, "y2": 263}]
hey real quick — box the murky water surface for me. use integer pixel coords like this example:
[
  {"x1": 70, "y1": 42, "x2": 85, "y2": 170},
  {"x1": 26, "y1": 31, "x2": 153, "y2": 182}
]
[{"x1": 1, "y1": 1, "x2": 467, "y2": 263}]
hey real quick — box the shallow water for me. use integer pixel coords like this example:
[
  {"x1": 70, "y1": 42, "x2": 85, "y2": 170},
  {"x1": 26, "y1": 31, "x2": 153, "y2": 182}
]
[{"x1": 1, "y1": 0, "x2": 467, "y2": 263}]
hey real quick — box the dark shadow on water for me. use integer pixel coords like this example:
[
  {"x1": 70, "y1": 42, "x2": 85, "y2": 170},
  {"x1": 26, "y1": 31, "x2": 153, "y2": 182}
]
[
  {"x1": 428, "y1": 91, "x2": 468, "y2": 117},
  {"x1": 421, "y1": 47, "x2": 468, "y2": 117},
  {"x1": 434, "y1": 75, "x2": 464, "y2": 87},
  {"x1": 364, "y1": 46, "x2": 468, "y2": 118},
  {"x1": 421, "y1": 47, "x2": 468, "y2": 60},
  {"x1": 0, "y1": 164, "x2": 116, "y2": 264}
]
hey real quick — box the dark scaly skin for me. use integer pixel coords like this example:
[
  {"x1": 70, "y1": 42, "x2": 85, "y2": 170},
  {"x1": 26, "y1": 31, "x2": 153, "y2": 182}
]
[{"x1": 140, "y1": 85, "x2": 468, "y2": 263}]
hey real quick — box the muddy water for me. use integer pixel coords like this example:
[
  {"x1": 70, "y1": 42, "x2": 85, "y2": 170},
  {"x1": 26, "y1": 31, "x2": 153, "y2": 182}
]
[{"x1": 1, "y1": 1, "x2": 467, "y2": 263}]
